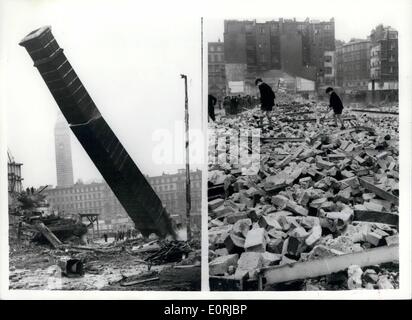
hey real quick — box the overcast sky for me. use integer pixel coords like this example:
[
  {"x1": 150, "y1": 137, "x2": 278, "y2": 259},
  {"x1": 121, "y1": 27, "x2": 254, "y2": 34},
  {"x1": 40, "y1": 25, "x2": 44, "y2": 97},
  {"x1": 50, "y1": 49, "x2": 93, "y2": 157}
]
[
  {"x1": 204, "y1": 1, "x2": 406, "y2": 43},
  {"x1": 1, "y1": 0, "x2": 410, "y2": 189},
  {"x1": 1, "y1": 0, "x2": 203, "y2": 188}
]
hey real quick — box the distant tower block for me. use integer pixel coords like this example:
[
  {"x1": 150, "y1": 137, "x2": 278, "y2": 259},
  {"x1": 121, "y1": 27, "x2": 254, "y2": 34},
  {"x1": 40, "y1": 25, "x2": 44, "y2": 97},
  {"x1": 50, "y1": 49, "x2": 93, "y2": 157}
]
[
  {"x1": 19, "y1": 26, "x2": 176, "y2": 238},
  {"x1": 55, "y1": 114, "x2": 74, "y2": 187}
]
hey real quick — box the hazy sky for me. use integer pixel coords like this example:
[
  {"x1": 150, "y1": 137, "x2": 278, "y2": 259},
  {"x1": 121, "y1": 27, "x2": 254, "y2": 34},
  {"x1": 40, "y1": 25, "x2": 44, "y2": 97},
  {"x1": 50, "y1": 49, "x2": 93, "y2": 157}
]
[
  {"x1": 204, "y1": 1, "x2": 406, "y2": 43},
  {"x1": 1, "y1": 0, "x2": 202, "y2": 188}
]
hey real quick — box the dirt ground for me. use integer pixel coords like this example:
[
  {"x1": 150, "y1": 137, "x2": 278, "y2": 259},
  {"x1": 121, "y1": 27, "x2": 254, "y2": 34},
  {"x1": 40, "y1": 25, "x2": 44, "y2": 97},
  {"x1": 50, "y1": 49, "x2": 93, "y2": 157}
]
[{"x1": 9, "y1": 239, "x2": 201, "y2": 291}]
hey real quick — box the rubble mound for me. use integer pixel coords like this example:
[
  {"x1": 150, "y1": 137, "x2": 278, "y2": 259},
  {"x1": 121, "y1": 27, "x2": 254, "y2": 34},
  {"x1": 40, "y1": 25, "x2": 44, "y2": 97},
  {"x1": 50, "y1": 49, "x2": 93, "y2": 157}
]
[{"x1": 208, "y1": 98, "x2": 399, "y2": 291}]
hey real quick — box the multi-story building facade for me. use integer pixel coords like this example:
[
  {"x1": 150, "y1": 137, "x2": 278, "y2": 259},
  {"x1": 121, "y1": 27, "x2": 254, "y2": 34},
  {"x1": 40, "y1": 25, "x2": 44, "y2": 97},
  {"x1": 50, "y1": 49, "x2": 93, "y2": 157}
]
[
  {"x1": 336, "y1": 39, "x2": 371, "y2": 93},
  {"x1": 208, "y1": 41, "x2": 226, "y2": 99},
  {"x1": 222, "y1": 18, "x2": 334, "y2": 87},
  {"x1": 146, "y1": 169, "x2": 202, "y2": 228},
  {"x1": 320, "y1": 51, "x2": 336, "y2": 88},
  {"x1": 54, "y1": 116, "x2": 74, "y2": 187},
  {"x1": 368, "y1": 25, "x2": 398, "y2": 100},
  {"x1": 43, "y1": 169, "x2": 202, "y2": 233},
  {"x1": 308, "y1": 20, "x2": 335, "y2": 80}
]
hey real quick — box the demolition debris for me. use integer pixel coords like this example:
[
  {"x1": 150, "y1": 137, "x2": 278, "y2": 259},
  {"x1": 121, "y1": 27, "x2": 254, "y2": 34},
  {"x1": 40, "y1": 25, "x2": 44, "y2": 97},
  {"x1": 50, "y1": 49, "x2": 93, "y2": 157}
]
[{"x1": 208, "y1": 96, "x2": 399, "y2": 291}]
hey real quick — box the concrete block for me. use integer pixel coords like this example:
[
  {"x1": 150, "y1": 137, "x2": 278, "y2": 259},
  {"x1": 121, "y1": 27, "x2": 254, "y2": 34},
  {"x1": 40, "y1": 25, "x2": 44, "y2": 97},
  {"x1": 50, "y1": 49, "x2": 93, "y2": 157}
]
[
  {"x1": 365, "y1": 231, "x2": 383, "y2": 246},
  {"x1": 341, "y1": 170, "x2": 355, "y2": 178},
  {"x1": 244, "y1": 228, "x2": 267, "y2": 252},
  {"x1": 300, "y1": 216, "x2": 320, "y2": 229},
  {"x1": 214, "y1": 205, "x2": 236, "y2": 218},
  {"x1": 214, "y1": 248, "x2": 229, "y2": 256},
  {"x1": 377, "y1": 276, "x2": 394, "y2": 289},
  {"x1": 237, "y1": 252, "x2": 263, "y2": 272},
  {"x1": 225, "y1": 212, "x2": 249, "y2": 224},
  {"x1": 336, "y1": 188, "x2": 351, "y2": 203},
  {"x1": 347, "y1": 265, "x2": 363, "y2": 290},
  {"x1": 258, "y1": 214, "x2": 282, "y2": 230},
  {"x1": 309, "y1": 197, "x2": 328, "y2": 209},
  {"x1": 261, "y1": 252, "x2": 282, "y2": 267},
  {"x1": 385, "y1": 234, "x2": 399, "y2": 246},
  {"x1": 362, "y1": 269, "x2": 379, "y2": 283},
  {"x1": 305, "y1": 225, "x2": 322, "y2": 247},
  {"x1": 271, "y1": 194, "x2": 289, "y2": 208},
  {"x1": 209, "y1": 254, "x2": 239, "y2": 276},
  {"x1": 316, "y1": 158, "x2": 335, "y2": 170},
  {"x1": 209, "y1": 198, "x2": 225, "y2": 210},
  {"x1": 285, "y1": 201, "x2": 308, "y2": 216},
  {"x1": 277, "y1": 215, "x2": 291, "y2": 231},
  {"x1": 298, "y1": 190, "x2": 311, "y2": 206},
  {"x1": 233, "y1": 268, "x2": 249, "y2": 280},
  {"x1": 362, "y1": 193, "x2": 376, "y2": 201},
  {"x1": 364, "y1": 202, "x2": 384, "y2": 212},
  {"x1": 369, "y1": 198, "x2": 392, "y2": 211},
  {"x1": 267, "y1": 238, "x2": 284, "y2": 254},
  {"x1": 232, "y1": 218, "x2": 252, "y2": 238},
  {"x1": 224, "y1": 233, "x2": 245, "y2": 254}
]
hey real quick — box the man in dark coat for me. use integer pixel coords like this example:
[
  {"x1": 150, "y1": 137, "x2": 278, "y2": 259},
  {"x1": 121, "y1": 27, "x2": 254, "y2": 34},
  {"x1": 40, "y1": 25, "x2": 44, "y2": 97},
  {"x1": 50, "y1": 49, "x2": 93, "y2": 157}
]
[
  {"x1": 208, "y1": 94, "x2": 217, "y2": 122},
  {"x1": 255, "y1": 78, "x2": 275, "y2": 126},
  {"x1": 325, "y1": 87, "x2": 345, "y2": 129}
]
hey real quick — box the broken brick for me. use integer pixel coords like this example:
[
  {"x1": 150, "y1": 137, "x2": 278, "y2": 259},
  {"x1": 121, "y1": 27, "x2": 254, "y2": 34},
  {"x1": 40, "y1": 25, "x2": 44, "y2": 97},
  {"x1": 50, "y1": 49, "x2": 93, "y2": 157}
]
[
  {"x1": 244, "y1": 228, "x2": 267, "y2": 252},
  {"x1": 209, "y1": 254, "x2": 239, "y2": 276}
]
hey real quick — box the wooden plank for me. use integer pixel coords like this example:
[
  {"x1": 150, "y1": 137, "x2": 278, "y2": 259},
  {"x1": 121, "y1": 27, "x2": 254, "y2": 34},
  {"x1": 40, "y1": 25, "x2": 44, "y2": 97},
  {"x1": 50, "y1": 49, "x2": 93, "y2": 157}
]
[
  {"x1": 359, "y1": 178, "x2": 399, "y2": 206},
  {"x1": 354, "y1": 210, "x2": 398, "y2": 226},
  {"x1": 120, "y1": 277, "x2": 159, "y2": 287},
  {"x1": 35, "y1": 222, "x2": 62, "y2": 249},
  {"x1": 332, "y1": 126, "x2": 376, "y2": 136},
  {"x1": 352, "y1": 109, "x2": 398, "y2": 115},
  {"x1": 284, "y1": 111, "x2": 314, "y2": 116},
  {"x1": 262, "y1": 245, "x2": 398, "y2": 286},
  {"x1": 281, "y1": 116, "x2": 356, "y2": 123},
  {"x1": 261, "y1": 137, "x2": 305, "y2": 143}
]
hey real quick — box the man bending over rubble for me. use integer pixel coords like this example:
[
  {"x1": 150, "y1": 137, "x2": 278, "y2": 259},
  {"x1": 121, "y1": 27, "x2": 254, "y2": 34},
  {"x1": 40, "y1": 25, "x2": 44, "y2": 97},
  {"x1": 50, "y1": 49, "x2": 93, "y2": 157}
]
[
  {"x1": 255, "y1": 78, "x2": 276, "y2": 127},
  {"x1": 325, "y1": 87, "x2": 345, "y2": 130}
]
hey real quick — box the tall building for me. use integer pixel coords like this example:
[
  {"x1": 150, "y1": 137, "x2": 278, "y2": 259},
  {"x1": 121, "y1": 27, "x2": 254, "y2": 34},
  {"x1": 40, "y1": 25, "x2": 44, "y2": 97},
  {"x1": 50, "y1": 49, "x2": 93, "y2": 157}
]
[
  {"x1": 336, "y1": 39, "x2": 371, "y2": 93},
  {"x1": 208, "y1": 41, "x2": 226, "y2": 99},
  {"x1": 43, "y1": 169, "x2": 202, "y2": 232},
  {"x1": 368, "y1": 25, "x2": 398, "y2": 100},
  {"x1": 308, "y1": 20, "x2": 335, "y2": 78},
  {"x1": 54, "y1": 115, "x2": 74, "y2": 187},
  {"x1": 222, "y1": 18, "x2": 334, "y2": 84}
]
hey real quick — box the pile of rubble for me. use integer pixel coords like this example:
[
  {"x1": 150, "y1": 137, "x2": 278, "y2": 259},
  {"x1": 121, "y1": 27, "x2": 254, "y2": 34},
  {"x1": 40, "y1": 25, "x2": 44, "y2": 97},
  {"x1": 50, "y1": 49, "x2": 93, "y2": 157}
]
[
  {"x1": 208, "y1": 99, "x2": 399, "y2": 291},
  {"x1": 9, "y1": 234, "x2": 201, "y2": 290}
]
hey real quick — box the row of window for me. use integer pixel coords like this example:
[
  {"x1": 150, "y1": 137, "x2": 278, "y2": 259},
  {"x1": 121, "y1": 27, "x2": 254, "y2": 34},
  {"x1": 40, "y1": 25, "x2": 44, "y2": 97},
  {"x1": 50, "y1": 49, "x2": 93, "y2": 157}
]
[
  {"x1": 51, "y1": 185, "x2": 105, "y2": 195},
  {"x1": 209, "y1": 45, "x2": 223, "y2": 52},
  {"x1": 53, "y1": 200, "x2": 104, "y2": 209},
  {"x1": 49, "y1": 193, "x2": 103, "y2": 202},
  {"x1": 208, "y1": 54, "x2": 224, "y2": 63},
  {"x1": 148, "y1": 174, "x2": 201, "y2": 185}
]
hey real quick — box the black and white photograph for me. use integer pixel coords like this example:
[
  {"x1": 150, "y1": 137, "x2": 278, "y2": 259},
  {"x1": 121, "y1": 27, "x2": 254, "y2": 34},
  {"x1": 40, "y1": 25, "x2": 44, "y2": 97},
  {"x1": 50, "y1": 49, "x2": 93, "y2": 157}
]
[
  {"x1": 1, "y1": 0, "x2": 202, "y2": 292},
  {"x1": 1, "y1": 0, "x2": 411, "y2": 303},
  {"x1": 206, "y1": 12, "x2": 406, "y2": 291}
]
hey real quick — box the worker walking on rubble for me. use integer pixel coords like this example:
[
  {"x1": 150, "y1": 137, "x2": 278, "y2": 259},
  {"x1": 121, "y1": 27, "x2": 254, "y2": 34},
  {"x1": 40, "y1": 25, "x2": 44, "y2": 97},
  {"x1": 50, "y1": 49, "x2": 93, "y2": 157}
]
[
  {"x1": 325, "y1": 87, "x2": 345, "y2": 129},
  {"x1": 255, "y1": 78, "x2": 275, "y2": 127},
  {"x1": 208, "y1": 94, "x2": 217, "y2": 122}
]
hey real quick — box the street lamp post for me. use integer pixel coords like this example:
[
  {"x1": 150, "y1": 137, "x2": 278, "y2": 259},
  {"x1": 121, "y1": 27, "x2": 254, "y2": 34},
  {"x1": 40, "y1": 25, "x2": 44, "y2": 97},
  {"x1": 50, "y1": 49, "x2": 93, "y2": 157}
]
[{"x1": 180, "y1": 74, "x2": 192, "y2": 241}]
